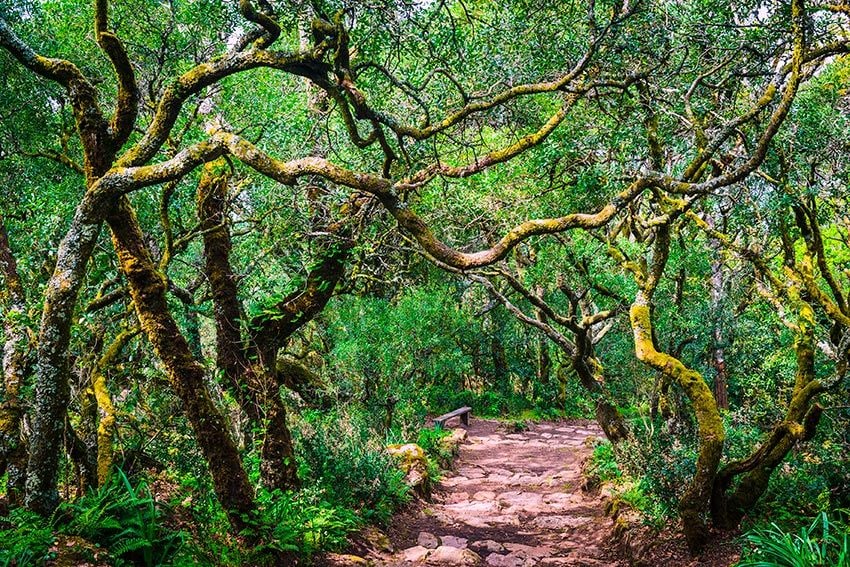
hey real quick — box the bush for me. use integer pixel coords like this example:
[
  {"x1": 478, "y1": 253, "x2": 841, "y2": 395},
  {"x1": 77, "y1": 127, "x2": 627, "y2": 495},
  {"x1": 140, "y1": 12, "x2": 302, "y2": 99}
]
[
  {"x1": 295, "y1": 409, "x2": 410, "y2": 524},
  {"x1": 586, "y1": 440, "x2": 622, "y2": 485},
  {"x1": 416, "y1": 427, "x2": 453, "y2": 468},
  {"x1": 248, "y1": 487, "x2": 360, "y2": 556},
  {"x1": 58, "y1": 470, "x2": 184, "y2": 567}
]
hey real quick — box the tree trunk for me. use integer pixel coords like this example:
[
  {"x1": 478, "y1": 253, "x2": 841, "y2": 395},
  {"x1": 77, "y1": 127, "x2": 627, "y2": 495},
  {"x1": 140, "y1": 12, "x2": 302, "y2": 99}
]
[
  {"x1": 711, "y1": 301, "x2": 824, "y2": 528},
  {"x1": 26, "y1": 203, "x2": 102, "y2": 514},
  {"x1": 535, "y1": 286, "x2": 551, "y2": 397},
  {"x1": 92, "y1": 329, "x2": 135, "y2": 486},
  {"x1": 64, "y1": 418, "x2": 97, "y2": 497},
  {"x1": 106, "y1": 198, "x2": 255, "y2": 530},
  {"x1": 708, "y1": 212, "x2": 730, "y2": 410},
  {"x1": 0, "y1": 216, "x2": 29, "y2": 505},
  {"x1": 197, "y1": 163, "x2": 298, "y2": 491},
  {"x1": 572, "y1": 335, "x2": 630, "y2": 444},
  {"x1": 631, "y1": 294, "x2": 724, "y2": 552},
  {"x1": 197, "y1": 163, "x2": 254, "y2": 416},
  {"x1": 257, "y1": 369, "x2": 298, "y2": 491}
]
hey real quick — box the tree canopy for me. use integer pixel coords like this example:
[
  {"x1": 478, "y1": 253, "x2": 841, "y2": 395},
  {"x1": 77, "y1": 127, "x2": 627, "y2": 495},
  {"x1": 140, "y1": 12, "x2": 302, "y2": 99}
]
[{"x1": 1, "y1": 0, "x2": 849, "y2": 564}]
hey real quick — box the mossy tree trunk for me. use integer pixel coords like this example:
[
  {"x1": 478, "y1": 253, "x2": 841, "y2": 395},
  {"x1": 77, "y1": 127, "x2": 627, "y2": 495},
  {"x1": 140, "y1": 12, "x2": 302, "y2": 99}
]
[
  {"x1": 197, "y1": 160, "x2": 356, "y2": 492},
  {"x1": 711, "y1": 297, "x2": 825, "y2": 528},
  {"x1": 573, "y1": 333, "x2": 630, "y2": 444},
  {"x1": 197, "y1": 161, "x2": 299, "y2": 491},
  {"x1": 106, "y1": 198, "x2": 256, "y2": 530},
  {"x1": 622, "y1": 226, "x2": 724, "y2": 553},
  {"x1": 92, "y1": 328, "x2": 136, "y2": 487},
  {"x1": 630, "y1": 293, "x2": 725, "y2": 552}
]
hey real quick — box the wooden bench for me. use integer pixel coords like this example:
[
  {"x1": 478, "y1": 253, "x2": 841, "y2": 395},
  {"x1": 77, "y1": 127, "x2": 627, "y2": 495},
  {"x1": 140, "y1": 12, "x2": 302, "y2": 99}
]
[{"x1": 433, "y1": 406, "x2": 472, "y2": 429}]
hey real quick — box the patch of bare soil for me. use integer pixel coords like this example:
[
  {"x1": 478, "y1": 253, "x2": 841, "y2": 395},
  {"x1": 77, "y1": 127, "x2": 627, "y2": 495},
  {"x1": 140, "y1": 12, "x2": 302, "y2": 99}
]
[{"x1": 613, "y1": 522, "x2": 741, "y2": 567}]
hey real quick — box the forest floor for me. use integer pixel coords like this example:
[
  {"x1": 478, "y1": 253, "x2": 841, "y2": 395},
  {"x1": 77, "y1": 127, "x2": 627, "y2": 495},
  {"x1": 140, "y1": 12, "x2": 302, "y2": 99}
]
[{"x1": 369, "y1": 419, "x2": 625, "y2": 566}]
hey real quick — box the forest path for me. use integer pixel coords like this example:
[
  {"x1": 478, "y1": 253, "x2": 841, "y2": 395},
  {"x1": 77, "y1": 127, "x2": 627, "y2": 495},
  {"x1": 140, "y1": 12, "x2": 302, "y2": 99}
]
[{"x1": 376, "y1": 419, "x2": 625, "y2": 566}]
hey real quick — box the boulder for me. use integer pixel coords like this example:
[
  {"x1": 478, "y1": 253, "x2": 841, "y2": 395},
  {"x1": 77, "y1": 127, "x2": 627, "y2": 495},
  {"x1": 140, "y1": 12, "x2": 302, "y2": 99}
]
[
  {"x1": 470, "y1": 540, "x2": 505, "y2": 554},
  {"x1": 484, "y1": 554, "x2": 525, "y2": 567},
  {"x1": 440, "y1": 535, "x2": 468, "y2": 549},
  {"x1": 402, "y1": 545, "x2": 432, "y2": 562},
  {"x1": 386, "y1": 443, "x2": 430, "y2": 496},
  {"x1": 441, "y1": 428, "x2": 469, "y2": 454}
]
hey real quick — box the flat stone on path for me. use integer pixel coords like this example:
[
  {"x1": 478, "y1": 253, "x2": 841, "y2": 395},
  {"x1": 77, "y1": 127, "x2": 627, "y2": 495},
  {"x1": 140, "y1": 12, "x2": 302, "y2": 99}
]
[
  {"x1": 418, "y1": 532, "x2": 440, "y2": 549},
  {"x1": 402, "y1": 546, "x2": 431, "y2": 562},
  {"x1": 439, "y1": 535, "x2": 468, "y2": 549},
  {"x1": 427, "y1": 545, "x2": 481, "y2": 565}
]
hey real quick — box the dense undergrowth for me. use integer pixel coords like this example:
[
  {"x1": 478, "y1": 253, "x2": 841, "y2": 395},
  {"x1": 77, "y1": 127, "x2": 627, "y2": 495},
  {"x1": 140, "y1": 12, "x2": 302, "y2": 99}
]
[
  {"x1": 0, "y1": 408, "x2": 447, "y2": 566},
  {"x1": 0, "y1": 385, "x2": 585, "y2": 567},
  {"x1": 585, "y1": 410, "x2": 850, "y2": 566}
]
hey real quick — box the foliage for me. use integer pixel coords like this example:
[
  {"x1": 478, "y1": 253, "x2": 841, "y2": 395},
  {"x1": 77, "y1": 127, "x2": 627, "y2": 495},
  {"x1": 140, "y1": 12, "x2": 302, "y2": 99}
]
[
  {"x1": 586, "y1": 440, "x2": 622, "y2": 485},
  {"x1": 247, "y1": 487, "x2": 360, "y2": 557},
  {"x1": 295, "y1": 409, "x2": 410, "y2": 525},
  {"x1": 0, "y1": 0, "x2": 849, "y2": 560},
  {"x1": 416, "y1": 427, "x2": 453, "y2": 469},
  {"x1": 0, "y1": 508, "x2": 55, "y2": 567},
  {"x1": 739, "y1": 512, "x2": 850, "y2": 567}
]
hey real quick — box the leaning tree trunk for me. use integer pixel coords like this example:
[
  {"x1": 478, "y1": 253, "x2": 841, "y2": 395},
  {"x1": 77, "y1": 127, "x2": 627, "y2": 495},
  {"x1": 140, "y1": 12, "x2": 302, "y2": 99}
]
[
  {"x1": 26, "y1": 203, "x2": 103, "y2": 514},
  {"x1": 106, "y1": 198, "x2": 255, "y2": 531},
  {"x1": 197, "y1": 162, "x2": 298, "y2": 491},
  {"x1": 631, "y1": 293, "x2": 724, "y2": 552},
  {"x1": 573, "y1": 333, "x2": 630, "y2": 444}
]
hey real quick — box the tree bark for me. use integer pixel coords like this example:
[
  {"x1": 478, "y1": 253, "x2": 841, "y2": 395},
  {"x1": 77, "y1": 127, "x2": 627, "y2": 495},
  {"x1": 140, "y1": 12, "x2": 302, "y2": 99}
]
[
  {"x1": 711, "y1": 300, "x2": 824, "y2": 528},
  {"x1": 196, "y1": 162, "x2": 298, "y2": 491},
  {"x1": 26, "y1": 201, "x2": 103, "y2": 513},
  {"x1": 196, "y1": 161, "x2": 258, "y2": 422},
  {"x1": 708, "y1": 211, "x2": 730, "y2": 410},
  {"x1": 92, "y1": 328, "x2": 135, "y2": 486},
  {"x1": 572, "y1": 342, "x2": 630, "y2": 444}
]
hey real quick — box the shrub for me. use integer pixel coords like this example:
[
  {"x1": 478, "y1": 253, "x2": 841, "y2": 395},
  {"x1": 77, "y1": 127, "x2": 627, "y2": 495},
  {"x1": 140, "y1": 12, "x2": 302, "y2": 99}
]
[
  {"x1": 295, "y1": 409, "x2": 410, "y2": 524},
  {"x1": 586, "y1": 440, "x2": 622, "y2": 485},
  {"x1": 416, "y1": 427, "x2": 453, "y2": 469},
  {"x1": 250, "y1": 487, "x2": 360, "y2": 556}
]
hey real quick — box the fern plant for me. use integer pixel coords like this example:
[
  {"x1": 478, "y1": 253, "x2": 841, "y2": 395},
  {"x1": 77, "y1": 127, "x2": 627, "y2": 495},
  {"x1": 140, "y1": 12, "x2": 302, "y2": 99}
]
[
  {"x1": 58, "y1": 470, "x2": 183, "y2": 566},
  {"x1": 0, "y1": 508, "x2": 55, "y2": 567}
]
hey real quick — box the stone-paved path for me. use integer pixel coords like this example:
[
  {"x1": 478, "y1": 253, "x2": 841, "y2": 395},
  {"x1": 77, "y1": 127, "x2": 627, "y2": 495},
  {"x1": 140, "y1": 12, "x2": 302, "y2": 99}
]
[{"x1": 375, "y1": 419, "x2": 625, "y2": 566}]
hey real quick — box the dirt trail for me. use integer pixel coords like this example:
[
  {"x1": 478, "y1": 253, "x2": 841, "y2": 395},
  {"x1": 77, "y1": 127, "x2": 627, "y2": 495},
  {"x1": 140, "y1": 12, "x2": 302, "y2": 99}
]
[{"x1": 376, "y1": 419, "x2": 625, "y2": 566}]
